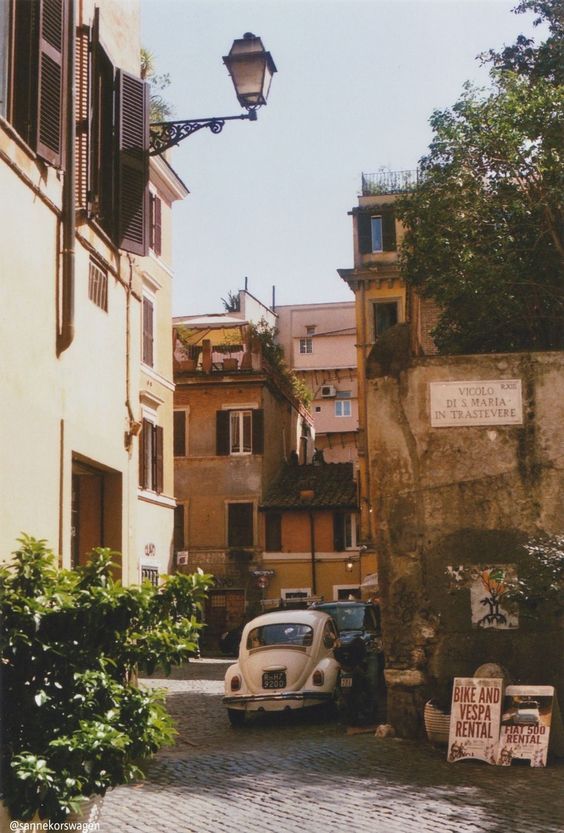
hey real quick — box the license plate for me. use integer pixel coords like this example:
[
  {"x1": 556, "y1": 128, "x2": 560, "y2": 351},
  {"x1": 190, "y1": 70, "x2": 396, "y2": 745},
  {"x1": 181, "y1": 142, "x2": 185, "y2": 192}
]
[
  {"x1": 262, "y1": 671, "x2": 286, "y2": 689},
  {"x1": 340, "y1": 675, "x2": 353, "y2": 689}
]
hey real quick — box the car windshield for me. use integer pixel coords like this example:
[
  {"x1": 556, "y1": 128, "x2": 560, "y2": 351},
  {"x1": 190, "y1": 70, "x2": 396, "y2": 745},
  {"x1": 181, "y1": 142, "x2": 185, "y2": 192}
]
[
  {"x1": 318, "y1": 605, "x2": 366, "y2": 632},
  {"x1": 246, "y1": 623, "x2": 314, "y2": 649}
]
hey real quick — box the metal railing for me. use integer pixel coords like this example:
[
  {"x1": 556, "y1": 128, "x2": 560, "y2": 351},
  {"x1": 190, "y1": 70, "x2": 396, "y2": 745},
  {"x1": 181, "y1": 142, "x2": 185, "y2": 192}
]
[{"x1": 361, "y1": 169, "x2": 419, "y2": 196}]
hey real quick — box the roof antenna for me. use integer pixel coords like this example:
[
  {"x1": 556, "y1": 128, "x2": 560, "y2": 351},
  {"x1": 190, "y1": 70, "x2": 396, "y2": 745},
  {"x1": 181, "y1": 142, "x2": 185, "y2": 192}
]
[
  {"x1": 244, "y1": 276, "x2": 248, "y2": 291},
  {"x1": 272, "y1": 285, "x2": 276, "y2": 311}
]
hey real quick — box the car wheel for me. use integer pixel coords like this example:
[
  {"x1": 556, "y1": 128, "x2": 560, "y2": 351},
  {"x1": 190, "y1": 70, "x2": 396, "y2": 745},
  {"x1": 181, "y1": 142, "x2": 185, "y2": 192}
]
[{"x1": 227, "y1": 708, "x2": 246, "y2": 728}]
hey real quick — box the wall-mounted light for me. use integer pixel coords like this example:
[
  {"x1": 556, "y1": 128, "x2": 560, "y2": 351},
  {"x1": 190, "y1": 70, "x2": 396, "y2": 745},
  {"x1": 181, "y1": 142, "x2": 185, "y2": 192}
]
[
  {"x1": 345, "y1": 557, "x2": 354, "y2": 572},
  {"x1": 150, "y1": 33, "x2": 277, "y2": 156}
]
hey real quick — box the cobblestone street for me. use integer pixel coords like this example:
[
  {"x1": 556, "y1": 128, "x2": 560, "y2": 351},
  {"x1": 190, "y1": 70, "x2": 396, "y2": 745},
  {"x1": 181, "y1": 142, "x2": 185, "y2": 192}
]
[{"x1": 98, "y1": 659, "x2": 564, "y2": 833}]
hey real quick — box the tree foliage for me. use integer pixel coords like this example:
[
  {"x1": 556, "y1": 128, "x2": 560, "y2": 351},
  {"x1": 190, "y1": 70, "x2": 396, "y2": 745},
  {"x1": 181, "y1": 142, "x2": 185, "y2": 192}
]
[
  {"x1": 0, "y1": 536, "x2": 212, "y2": 822},
  {"x1": 140, "y1": 47, "x2": 174, "y2": 123},
  {"x1": 397, "y1": 0, "x2": 563, "y2": 354}
]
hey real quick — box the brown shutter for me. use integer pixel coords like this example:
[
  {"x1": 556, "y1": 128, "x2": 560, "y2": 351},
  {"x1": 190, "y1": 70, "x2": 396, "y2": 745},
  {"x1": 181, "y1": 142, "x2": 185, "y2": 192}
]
[
  {"x1": 357, "y1": 212, "x2": 372, "y2": 255},
  {"x1": 142, "y1": 297, "x2": 154, "y2": 366},
  {"x1": 154, "y1": 195, "x2": 162, "y2": 256},
  {"x1": 139, "y1": 418, "x2": 150, "y2": 489},
  {"x1": 252, "y1": 409, "x2": 264, "y2": 454},
  {"x1": 116, "y1": 69, "x2": 149, "y2": 255},
  {"x1": 382, "y1": 209, "x2": 397, "y2": 251},
  {"x1": 36, "y1": 0, "x2": 67, "y2": 166},
  {"x1": 173, "y1": 411, "x2": 186, "y2": 457},
  {"x1": 216, "y1": 411, "x2": 230, "y2": 455},
  {"x1": 154, "y1": 424, "x2": 164, "y2": 494},
  {"x1": 75, "y1": 24, "x2": 90, "y2": 208},
  {"x1": 333, "y1": 511, "x2": 345, "y2": 552}
]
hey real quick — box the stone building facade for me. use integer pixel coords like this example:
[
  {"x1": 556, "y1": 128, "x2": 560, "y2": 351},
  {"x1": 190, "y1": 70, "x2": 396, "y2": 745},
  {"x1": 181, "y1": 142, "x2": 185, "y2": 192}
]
[{"x1": 366, "y1": 351, "x2": 564, "y2": 736}]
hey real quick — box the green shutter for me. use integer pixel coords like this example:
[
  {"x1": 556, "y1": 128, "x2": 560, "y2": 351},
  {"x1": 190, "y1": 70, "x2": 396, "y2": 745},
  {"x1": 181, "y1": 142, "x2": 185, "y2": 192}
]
[
  {"x1": 382, "y1": 209, "x2": 397, "y2": 251},
  {"x1": 357, "y1": 212, "x2": 372, "y2": 254}
]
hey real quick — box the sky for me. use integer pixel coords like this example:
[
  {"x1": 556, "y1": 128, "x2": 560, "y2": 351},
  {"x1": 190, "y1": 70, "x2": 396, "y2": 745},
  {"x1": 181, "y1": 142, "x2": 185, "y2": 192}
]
[{"x1": 140, "y1": 0, "x2": 543, "y2": 317}]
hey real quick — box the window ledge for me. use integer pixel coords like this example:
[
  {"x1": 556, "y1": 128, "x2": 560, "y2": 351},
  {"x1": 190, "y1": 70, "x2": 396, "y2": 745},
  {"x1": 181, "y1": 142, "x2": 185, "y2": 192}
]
[{"x1": 138, "y1": 490, "x2": 177, "y2": 508}]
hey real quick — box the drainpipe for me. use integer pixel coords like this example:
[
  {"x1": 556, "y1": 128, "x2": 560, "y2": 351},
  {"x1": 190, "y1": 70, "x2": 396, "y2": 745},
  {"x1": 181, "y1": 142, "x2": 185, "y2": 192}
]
[
  {"x1": 57, "y1": 0, "x2": 76, "y2": 356},
  {"x1": 309, "y1": 510, "x2": 317, "y2": 595}
]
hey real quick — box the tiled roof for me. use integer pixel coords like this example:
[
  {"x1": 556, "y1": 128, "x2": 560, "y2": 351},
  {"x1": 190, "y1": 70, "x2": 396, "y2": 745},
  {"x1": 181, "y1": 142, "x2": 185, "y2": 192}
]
[{"x1": 261, "y1": 463, "x2": 357, "y2": 510}]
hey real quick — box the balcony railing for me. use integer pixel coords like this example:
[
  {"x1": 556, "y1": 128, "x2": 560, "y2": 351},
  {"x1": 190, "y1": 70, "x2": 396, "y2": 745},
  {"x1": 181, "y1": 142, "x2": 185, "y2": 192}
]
[{"x1": 361, "y1": 169, "x2": 419, "y2": 196}]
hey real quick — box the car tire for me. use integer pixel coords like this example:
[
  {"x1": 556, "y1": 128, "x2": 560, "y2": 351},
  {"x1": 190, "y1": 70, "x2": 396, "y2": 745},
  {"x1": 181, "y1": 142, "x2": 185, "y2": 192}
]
[{"x1": 227, "y1": 708, "x2": 246, "y2": 728}]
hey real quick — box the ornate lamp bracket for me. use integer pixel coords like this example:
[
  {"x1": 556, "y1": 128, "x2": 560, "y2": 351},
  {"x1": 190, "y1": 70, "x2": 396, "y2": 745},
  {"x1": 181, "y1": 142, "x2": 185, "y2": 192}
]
[{"x1": 149, "y1": 110, "x2": 257, "y2": 156}]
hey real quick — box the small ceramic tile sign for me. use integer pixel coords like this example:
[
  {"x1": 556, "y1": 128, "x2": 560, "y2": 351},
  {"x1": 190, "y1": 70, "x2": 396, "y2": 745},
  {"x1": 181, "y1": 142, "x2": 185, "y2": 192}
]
[
  {"x1": 497, "y1": 686, "x2": 555, "y2": 767},
  {"x1": 447, "y1": 677, "x2": 503, "y2": 764}
]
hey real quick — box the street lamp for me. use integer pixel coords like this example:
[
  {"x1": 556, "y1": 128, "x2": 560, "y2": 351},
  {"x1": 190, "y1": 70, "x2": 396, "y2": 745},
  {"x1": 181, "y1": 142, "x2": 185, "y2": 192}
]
[{"x1": 149, "y1": 33, "x2": 277, "y2": 156}]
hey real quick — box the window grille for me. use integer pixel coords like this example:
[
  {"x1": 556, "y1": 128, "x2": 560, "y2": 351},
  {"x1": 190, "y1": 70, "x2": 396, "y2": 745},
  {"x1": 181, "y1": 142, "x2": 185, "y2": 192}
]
[
  {"x1": 141, "y1": 565, "x2": 159, "y2": 587},
  {"x1": 88, "y1": 260, "x2": 108, "y2": 311}
]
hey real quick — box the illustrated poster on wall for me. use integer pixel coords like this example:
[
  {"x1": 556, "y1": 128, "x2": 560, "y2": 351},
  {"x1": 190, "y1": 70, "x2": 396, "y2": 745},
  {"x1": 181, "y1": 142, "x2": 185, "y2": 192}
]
[
  {"x1": 470, "y1": 566, "x2": 518, "y2": 630},
  {"x1": 447, "y1": 677, "x2": 503, "y2": 764},
  {"x1": 497, "y1": 686, "x2": 554, "y2": 767}
]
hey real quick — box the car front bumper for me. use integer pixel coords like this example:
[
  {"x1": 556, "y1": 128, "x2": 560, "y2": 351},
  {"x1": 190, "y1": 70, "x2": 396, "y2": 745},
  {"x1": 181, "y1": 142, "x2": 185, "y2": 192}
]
[{"x1": 223, "y1": 691, "x2": 334, "y2": 710}]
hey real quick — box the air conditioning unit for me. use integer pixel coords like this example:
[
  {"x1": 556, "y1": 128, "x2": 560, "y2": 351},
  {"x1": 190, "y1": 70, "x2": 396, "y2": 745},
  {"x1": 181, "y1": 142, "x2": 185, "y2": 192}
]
[
  {"x1": 320, "y1": 385, "x2": 336, "y2": 398},
  {"x1": 176, "y1": 551, "x2": 189, "y2": 566}
]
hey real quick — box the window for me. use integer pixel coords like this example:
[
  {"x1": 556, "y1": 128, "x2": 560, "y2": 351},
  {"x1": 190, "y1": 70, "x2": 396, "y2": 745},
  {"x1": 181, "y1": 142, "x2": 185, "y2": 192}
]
[
  {"x1": 216, "y1": 409, "x2": 264, "y2": 456},
  {"x1": 150, "y1": 193, "x2": 162, "y2": 256},
  {"x1": 230, "y1": 410, "x2": 252, "y2": 454},
  {"x1": 6, "y1": 0, "x2": 66, "y2": 166},
  {"x1": 333, "y1": 511, "x2": 357, "y2": 551},
  {"x1": 358, "y1": 209, "x2": 397, "y2": 254},
  {"x1": 373, "y1": 300, "x2": 399, "y2": 338},
  {"x1": 88, "y1": 259, "x2": 108, "y2": 311},
  {"x1": 139, "y1": 418, "x2": 163, "y2": 493},
  {"x1": 299, "y1": 337, "x2": 313, "y2": 354},
  {"x1": 173, "y1": 410, "x2": 187, "y2": 457},
  {"x1": 371, "y1": 216, "x2": 383, "y2": 252},
  {"x1": 142, "y1": 296, "x2": 154, "y2": 366},
  {"x1": 306, "y1": 326, "x2": 316, "y2": 336},
  {"x1": 227, "y1": 503, "x2": 254, "y2": 548},
  {"x1": 335, "y1": 392, "x2": 352, "y2": 418},
  {"x1": 265, "y1": 512, "x2": 282, "y2": 551}
]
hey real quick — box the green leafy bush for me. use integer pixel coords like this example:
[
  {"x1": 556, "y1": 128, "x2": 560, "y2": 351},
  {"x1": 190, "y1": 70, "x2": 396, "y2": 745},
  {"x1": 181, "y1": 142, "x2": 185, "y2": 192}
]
[{"x1": 0, "y1": 535, "x2": 212, "y2": 822}]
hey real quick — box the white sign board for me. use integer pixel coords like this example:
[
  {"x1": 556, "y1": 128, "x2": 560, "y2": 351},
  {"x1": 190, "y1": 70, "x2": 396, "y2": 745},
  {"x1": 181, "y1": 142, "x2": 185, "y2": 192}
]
[
  {"x1": 497, "y1": 686, "x2": 554, "y2": 767},
  {"x1": 447, "y1": 677, "x2": 503, "y2": 764},
  {"x1": 430, "y1": 380, "x2": 523, "y2": 427}
]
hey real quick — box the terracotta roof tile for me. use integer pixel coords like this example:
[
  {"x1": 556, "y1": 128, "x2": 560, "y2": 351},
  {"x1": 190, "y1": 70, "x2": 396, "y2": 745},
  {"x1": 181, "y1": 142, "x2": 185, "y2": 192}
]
[{"x1": 261, "y1": 463, "x2": 357, "y2": 510}]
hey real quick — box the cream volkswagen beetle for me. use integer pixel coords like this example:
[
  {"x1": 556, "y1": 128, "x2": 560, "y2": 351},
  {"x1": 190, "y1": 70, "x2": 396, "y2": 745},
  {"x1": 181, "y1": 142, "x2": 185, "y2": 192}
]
[{"x1": 223, "y1": 609, "x2": 340, "y2": 726}]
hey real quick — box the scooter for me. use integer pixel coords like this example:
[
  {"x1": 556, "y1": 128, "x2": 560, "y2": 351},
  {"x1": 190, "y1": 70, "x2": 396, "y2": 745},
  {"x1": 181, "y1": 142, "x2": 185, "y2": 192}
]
[{"x1": 333, "y1": 636, "x2": 380, "y2": 726}]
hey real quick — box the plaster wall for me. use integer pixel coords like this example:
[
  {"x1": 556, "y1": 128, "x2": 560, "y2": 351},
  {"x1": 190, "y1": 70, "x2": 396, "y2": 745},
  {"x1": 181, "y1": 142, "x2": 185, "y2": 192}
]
[{"x1": 366, "y1": 351, "x2": 564, "y2": 736}]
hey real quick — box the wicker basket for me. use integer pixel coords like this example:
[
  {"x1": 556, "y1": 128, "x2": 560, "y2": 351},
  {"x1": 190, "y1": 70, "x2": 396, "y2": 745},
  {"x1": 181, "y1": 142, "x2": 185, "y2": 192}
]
[{"x1": 424, "y1": 700, "x2": 451, "y2": 746}]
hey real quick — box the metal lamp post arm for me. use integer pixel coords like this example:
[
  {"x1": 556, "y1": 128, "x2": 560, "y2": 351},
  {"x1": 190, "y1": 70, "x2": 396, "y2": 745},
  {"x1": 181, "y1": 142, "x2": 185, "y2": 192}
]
[{"x1": 149, "y1": 110, "x2": 257, "y2": 156}]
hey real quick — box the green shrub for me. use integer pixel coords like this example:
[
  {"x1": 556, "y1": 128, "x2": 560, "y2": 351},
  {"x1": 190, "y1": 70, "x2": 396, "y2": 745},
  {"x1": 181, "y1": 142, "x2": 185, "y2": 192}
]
[{"x1": 0, "y1": 535, "x2": 212, "y2": 822}]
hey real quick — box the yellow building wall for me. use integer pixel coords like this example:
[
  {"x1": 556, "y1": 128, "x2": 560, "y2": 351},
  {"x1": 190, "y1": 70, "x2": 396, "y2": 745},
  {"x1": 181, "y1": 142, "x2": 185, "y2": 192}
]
[{"x1": 1, "y1": 1, "x2": 184, "y2": 584}]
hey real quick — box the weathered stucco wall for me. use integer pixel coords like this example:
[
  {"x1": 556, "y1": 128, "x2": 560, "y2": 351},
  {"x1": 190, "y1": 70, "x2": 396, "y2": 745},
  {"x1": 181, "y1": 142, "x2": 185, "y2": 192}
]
[{"x1": 366, "y1": 351, "x2": 564, "y2": 737}]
